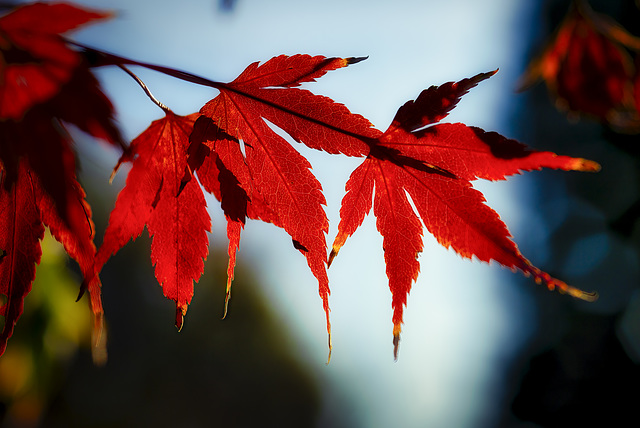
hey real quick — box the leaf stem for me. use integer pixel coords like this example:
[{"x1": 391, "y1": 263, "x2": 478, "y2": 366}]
[
  {"x1": 68, "y1": 39, "x2": 381, "y2": 147},
  {"x1": 116, "y1": 64, "x2": 170, "y2": 113},
  {"x1": 68, "y1": 39, "x2": 225, "y2": 89}
]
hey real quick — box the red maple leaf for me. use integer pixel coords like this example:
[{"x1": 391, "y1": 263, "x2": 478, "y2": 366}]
[
  {"x1": 188, "y1": 55, "x2": 385, "y2": 353},
  {"x1": 329, "y1": 71, "x2": 599, "y2": 358},
  {"x1": 96, "y1": 112, "x2": 210, "y2": 330},
  {"x1": 0, "y1": 2, "x2": 119, "y2": 357}
]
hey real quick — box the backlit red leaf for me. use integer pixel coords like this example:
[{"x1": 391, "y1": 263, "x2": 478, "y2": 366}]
[
  {"x1": 97, "y1": 112, "x2": 210, "y2": 329},
  {"x1": 193, "y1": 56, "x2": 386, "y2": 349},
  {"x1": 331, "y1": 72, "x2": 598, "y2": 357},
  {"x1": 199, "y1": 88, "x2": 332, "y2": 341}
]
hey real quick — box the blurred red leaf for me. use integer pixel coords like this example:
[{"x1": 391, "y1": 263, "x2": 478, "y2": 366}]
[
  {"x1": 0, "y1": 2, "x2": 118, "y2": 357},
  {"x1": 0, "y1": 160, "x2": 44, "y2": 355},
  {"x1": 0, "y1": 142, "x2": 101, "y2": 356},
  {"x1": 0, "y1": 2, "x2": 112, "y2": 120},
  {"x1": 520, "y1": 1, "x2": 640, "y2": 131}
]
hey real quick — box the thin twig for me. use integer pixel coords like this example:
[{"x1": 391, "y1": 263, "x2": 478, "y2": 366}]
[
  {"x1": 68, "y1": 39, "x2": 224, "y2": 89},
  {"x1": 68, "y1": 39, "x2": 380, "y2": 147},
  {"x1": 117, "y1": 64, "x2": 171, "y2": 113}
]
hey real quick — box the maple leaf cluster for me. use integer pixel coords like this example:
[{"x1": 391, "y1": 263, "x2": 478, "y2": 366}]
[
  {"x1": 521, "y1": 0, "x2": 640, "y2": 133},
  {"x1": 0, "y1": 2, "x2": 600, "y2": 361}
]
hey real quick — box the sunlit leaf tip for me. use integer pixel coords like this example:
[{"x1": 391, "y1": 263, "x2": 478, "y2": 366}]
[
  {"x1": 542, "y1": 278, "x2": 599, "y2": 302},
  {"x1": 531, "y1": 267, "x2": 599, "y2": 302},
  {"x1": 327, "y1": 232, "x2": 349, "y2": 268},
  {"x1": 566, "y1": 287, "x2": 599, "y2": 302},
  {"x1": 327, "y1": 248, "x2": 338, "y2": 268},
  {"x1": 570, "y1": 158, "x2": 601, "y2": 172}
]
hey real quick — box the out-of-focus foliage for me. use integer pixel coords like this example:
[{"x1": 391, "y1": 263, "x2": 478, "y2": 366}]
[
  {"x1": 520, "y1": 0, "x2": 640, "y2": 133},
  {"x1": 0, "y1": 232, "x2": 92, "y2": 426}
]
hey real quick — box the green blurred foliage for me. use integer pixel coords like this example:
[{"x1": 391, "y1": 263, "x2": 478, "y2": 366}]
[{"x1": 0, "y1": 232, "x2": 92, "y2": 426}]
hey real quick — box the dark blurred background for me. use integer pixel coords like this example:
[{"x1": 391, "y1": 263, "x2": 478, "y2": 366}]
[{"x1": 501, "y1": 0, "x2": 640, "y2": 426}]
